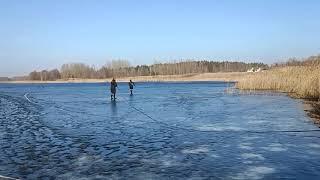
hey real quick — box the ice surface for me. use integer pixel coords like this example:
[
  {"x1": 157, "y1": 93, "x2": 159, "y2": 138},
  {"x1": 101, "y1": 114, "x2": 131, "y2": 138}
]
[{"x1": 0, "y1": 82, "x2": 320, "y2": 179}]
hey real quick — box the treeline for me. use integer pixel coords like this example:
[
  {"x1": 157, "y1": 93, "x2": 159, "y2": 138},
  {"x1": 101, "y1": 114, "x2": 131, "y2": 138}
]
[
  {"x1": 272, "y1": 55, "x2": 320, "y2": 67},
  {"x1": 28, "y1": 60, "x2": 268, "y2": 81},
  {"x1": 0, "y1": 77, "x2": 10, "y2": 81},
  {"x1": 29, "y1": 69, "x2": 61, "y2": 81}
]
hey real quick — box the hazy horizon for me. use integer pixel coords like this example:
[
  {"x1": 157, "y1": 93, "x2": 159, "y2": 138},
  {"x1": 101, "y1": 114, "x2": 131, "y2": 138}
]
[{"x1": 1, "y1": 0, "x2": 320, "y2": 77}]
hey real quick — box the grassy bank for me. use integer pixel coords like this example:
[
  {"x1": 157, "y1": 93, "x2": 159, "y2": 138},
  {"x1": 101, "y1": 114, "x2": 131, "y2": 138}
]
[{"x1": 237, "y1": 65, "x2": 320, "y2": 123}]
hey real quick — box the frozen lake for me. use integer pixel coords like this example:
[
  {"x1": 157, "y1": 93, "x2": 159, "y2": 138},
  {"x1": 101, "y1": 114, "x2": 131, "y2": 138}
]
[{"x1": 1, "y1": 82, "x2": 320, "y2": 179}]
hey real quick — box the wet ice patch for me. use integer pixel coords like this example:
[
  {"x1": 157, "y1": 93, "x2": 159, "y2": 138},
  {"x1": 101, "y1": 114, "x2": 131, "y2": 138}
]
[
  {"x1": 231, "y1": 166, "x2": 275, "y2": 180},
  {"x1": 261, "y1": 143, "x2": 287, "y2": 152},
  {"x1": 182, "y1": 145, "x2": 209, "y2": 154},
  {"x1": 241, "y1": 153, "x2": 265, "y2": 160}
]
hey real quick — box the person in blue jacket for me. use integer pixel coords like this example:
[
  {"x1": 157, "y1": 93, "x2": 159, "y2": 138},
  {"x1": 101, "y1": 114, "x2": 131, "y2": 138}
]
[{"x1": 128, "y1": 79, "x2": 135, "y2": 95}]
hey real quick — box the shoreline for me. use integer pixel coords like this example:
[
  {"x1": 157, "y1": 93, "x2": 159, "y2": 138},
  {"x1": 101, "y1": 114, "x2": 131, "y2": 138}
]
[
  {"x1": 0, "y1": 72, "x2": 248, "y2": 84},
  {"x1": 304, "y1": 101, "x2": 320, "y2": 125}
]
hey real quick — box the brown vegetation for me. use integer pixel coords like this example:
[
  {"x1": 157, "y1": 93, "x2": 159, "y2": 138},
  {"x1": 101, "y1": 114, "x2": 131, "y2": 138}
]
[{"x1": 237, "y1": 66, "x2": 320, "y2": 99}]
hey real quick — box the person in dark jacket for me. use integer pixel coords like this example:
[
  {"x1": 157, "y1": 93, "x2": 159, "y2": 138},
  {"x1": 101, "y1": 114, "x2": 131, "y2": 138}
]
[
  {"x1": 128, "y1": 79, "x2": 135, "y2": 95},
  {"x1": 110, "y1": 78, "x2": 118, "y2": 100}
]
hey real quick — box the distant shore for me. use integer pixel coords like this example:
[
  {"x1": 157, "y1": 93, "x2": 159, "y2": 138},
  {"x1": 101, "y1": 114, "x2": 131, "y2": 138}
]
[{"x1": 1, "y1": 72, "x2": 249, "y2": 83}]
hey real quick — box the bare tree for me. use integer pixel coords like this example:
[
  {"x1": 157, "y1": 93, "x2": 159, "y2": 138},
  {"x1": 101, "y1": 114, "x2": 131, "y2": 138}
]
[{"x1": 27, "y1": 59, "x2": 272, "y2": 80}]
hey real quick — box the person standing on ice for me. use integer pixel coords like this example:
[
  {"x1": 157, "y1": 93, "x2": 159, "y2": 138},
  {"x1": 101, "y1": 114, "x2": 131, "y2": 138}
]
[
  {"x1": 110, "y1": 78, "x2": 118, "y2": 100},
  {"x1": 128, "y1": 79, "x2": 135, "y2": 95}
]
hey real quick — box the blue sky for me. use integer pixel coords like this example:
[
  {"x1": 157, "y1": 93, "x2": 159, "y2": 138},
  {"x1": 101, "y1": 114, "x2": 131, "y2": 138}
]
[{"x1": 0, "y1": 0, "x2": 320, "y2": 76}]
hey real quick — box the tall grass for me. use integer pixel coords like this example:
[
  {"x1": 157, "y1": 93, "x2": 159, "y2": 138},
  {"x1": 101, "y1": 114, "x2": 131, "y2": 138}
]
[{"x1": 236, "y1": 66, "x2": 320, "y2": 100}]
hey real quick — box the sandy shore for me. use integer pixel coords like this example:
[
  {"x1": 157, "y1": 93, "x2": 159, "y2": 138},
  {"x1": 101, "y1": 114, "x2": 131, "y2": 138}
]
[{"x1": 1, "y1": 72, "x2": 249, "y2": 83}]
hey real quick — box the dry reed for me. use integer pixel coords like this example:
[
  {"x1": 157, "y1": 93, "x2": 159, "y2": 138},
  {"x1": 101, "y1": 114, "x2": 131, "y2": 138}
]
[{"x1": 236, "y1": 66, "x2": 320, "y2": 100}]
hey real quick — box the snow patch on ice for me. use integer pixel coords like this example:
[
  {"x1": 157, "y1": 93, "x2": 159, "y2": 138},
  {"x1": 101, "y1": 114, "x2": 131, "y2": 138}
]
[
  {"x1": 231, "y1": 166, "x2": 275, "y2": 180},
  {"x1": 210, "y1": 154, "x2": 220, "y2": 158},
  {"x1": 247, "y1": 120, "x2": 267, "y2": 124},
  {"x1": 239, "y1": 143, "x2": 253, "y2": 150},
  {"x1": 182, "y1": 146, "x2": 209, "y2": 154},
  {"x1": 307, "y1": 143, "x2": 320, "y2": 148},
  {"x1": 195, "y1": 124, "x2": 243, "y2": 131},
  {"x1": 261, "y1": 143, "x2": 287, "y2": 152},
  {"x1": 242, "y1": 136, "x2": 260, "y2": 141},
  {"x1": 241, "y1": 153, "x2": 265, "y2": 160}
]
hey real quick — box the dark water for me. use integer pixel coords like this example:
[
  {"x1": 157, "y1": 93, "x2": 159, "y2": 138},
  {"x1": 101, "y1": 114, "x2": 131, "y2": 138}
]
[{"x1": 0, "y1": 82, "x2": 320, "y2": 179}]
